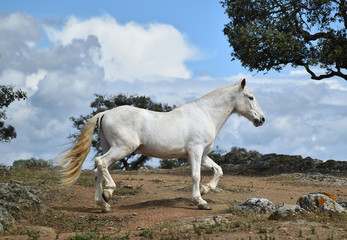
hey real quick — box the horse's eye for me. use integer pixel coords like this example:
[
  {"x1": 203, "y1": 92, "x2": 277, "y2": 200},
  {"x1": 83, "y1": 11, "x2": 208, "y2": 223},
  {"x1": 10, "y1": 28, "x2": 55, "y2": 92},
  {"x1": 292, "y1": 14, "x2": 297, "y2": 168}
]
[{"x1": 249, "y1": 96, "x2": 254, "y2": 100}]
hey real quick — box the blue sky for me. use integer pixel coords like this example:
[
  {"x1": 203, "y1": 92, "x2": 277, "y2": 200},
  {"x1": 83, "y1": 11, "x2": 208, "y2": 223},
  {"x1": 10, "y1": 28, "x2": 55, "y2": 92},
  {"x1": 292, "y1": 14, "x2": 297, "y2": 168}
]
[{"x1": 1, "y1": 0, "x2": 346, "y2": 168}]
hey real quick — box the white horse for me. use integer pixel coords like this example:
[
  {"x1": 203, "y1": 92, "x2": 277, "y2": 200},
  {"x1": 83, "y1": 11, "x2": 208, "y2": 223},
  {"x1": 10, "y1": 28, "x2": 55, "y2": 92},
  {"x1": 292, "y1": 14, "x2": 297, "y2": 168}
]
[{"x1": 58, "y1": 79, "x2": 265, "y2": 212}]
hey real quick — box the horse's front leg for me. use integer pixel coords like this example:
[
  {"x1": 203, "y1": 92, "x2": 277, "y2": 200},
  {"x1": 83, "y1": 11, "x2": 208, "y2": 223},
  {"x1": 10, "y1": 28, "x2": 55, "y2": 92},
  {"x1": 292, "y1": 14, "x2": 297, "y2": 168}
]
[
  {"x1": 189, "y1": 149, "x2": 212, "y2": 210},
  {"x1": 200, "y1": 156, "x2": 223, "y2": 195}
]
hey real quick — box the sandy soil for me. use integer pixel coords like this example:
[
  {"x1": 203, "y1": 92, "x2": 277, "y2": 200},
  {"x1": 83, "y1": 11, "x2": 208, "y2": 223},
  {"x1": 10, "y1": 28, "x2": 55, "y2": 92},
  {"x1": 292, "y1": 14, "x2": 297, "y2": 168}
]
[{"x1": 1, "y1": 169, "x2": 346, "y2": 239}]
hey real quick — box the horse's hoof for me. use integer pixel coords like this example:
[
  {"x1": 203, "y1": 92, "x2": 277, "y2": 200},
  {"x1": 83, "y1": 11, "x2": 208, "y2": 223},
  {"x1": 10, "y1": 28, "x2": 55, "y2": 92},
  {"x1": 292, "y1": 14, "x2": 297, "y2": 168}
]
[
  {"x1": 197, "y1": 203, "x2": 212, "y2": 210},
  {"x1": 101, "y1": 203, "x2": 112, "y2": 213},
  {"x1": 101, "y1": 208, "x2": 112, "y2": 213}
]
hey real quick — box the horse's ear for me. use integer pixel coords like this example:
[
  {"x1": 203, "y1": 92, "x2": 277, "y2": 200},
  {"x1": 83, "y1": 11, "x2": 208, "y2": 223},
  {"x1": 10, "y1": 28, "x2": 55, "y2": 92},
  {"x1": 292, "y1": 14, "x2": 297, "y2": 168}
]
[{"x1": 240, "y1": 78, "x2": 246, "y2": 89}]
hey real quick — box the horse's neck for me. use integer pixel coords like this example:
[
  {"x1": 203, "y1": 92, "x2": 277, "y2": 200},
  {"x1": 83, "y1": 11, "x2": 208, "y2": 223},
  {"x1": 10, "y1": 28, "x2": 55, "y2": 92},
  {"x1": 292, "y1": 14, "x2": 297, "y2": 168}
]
[{"x1": 193, "y1": 85, "x2": 237, "y2": 133}]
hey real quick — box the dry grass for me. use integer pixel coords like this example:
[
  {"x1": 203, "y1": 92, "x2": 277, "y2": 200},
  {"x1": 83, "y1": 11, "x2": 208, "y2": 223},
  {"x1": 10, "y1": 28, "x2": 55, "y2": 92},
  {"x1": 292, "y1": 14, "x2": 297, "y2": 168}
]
[{"x1": 1, "y1": 168, "x2": 346, "y2": 240}]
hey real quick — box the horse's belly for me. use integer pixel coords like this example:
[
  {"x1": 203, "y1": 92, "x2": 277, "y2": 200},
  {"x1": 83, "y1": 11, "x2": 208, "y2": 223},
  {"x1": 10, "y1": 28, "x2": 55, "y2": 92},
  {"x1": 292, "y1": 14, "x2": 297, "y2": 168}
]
[{"x1": 135, "y1": 140, "x2": 188, "y2": 159}]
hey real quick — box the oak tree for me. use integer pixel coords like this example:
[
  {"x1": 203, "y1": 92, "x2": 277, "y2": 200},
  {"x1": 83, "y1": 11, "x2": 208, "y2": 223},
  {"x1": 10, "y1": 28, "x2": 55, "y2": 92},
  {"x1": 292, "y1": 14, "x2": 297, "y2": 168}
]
[
  {"x1": 221, "y1": 0, "x2": 347, "y2": 80},
  {"x1": 0, "y1": 85, "x2": 27, "y2": 143}
]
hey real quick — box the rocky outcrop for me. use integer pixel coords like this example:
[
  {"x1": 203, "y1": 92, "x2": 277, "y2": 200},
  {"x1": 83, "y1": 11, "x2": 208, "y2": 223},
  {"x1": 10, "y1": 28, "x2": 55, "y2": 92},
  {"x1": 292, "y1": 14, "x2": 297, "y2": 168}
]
[
  {"x1": 0, "y1": 180, "x2": 48, "y2": 232},
  {"x1": 222, "y1": 153, "x2": 347, "y2": 176}
]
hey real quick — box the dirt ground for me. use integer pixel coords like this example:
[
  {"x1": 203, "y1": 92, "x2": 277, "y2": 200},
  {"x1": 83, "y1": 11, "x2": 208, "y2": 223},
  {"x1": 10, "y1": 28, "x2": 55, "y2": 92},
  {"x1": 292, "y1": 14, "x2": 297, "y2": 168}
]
[{"x1": 1, "y1": 169, "x2": 346, "y2": 240}]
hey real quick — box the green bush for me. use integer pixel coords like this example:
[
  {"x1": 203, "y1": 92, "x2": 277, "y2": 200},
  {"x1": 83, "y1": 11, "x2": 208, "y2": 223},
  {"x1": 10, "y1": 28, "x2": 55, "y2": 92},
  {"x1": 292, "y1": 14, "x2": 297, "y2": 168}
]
[{"x1": 12, "y1": 158, "x2": 51, "y2": 170}]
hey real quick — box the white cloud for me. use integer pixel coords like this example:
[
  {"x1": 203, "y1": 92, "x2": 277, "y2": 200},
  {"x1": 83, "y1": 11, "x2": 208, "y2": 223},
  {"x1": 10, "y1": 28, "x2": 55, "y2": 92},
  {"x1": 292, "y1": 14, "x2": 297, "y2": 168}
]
[
  {"x1": 223, "y1": 73, "x2": 253, "y2": 82},
  {"x1": 45, "y1": 15, "x2": 198, "y2": 82},
  {"x1": 6, "y1": 152, "x2": 34, "y2": 164},
  {"x1": 290, "y1": 69, "x2": 307, "y2": 76},
  {"x1": 316, "y1": 79, "x2": 347, "y2": 91},
  {"x1": 32, "y1": 118, "x2": 71, "y2": 140},
  {"x1": 0, "y1": 69, "x2": 26, "y2": 86},
  {"x1": 0, "y1": 13, "x2": 42, "y2": 71},
  {"x1": 6, "y1": 101, "x2": 38, "y2": 126},
  {"x1": 25, "y1": 69, "x2": 47, "y2": 93}
]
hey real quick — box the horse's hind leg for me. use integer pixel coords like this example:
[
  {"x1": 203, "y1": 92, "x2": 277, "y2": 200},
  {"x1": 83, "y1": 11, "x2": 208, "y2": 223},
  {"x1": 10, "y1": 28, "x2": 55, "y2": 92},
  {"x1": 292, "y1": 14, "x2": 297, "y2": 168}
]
[
  {"x1": 200, "y1": 156, "x2": 223, "y2": 195},
  {"x1": 94, "y1": 131, "x2": 109, "y2": 207},
  {"x1": 95, "y1": 146, "x2": 135, "y2": 212},
  {"x1": 94, "y1": 167, "x2": 104, "y2": 206}
]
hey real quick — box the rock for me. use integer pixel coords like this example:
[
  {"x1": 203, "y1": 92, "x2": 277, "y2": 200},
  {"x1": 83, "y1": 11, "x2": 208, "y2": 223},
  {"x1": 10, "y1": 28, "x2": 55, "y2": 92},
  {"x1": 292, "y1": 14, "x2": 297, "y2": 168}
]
[
  {"x1": 269, "y1": 204, "x2": 307, "y2": 220},
  {"x1": 0, "y1": 180, "x2": 48, "y2": 232},
  {"x1": 337, "y1": 200, "x2": 347, "y2": 209},
  {"x1": 316, "y1": 160, "x2": 347, "y2": 174},
  {"x1": 297, "y1": 192, "x2": 347, "y2": 214},
  {"x1": 221, "y1": 151, "x2": 347, "y2": 176},
  {"x1": 248, "y1": 154, "x2": 323, "y2": 175},
  {"x1": 0, "y1": 207, "x2": 15, "y2": 232},
  {"x1": 234, "y1": 198, "x2": 276, "y2": 214}
]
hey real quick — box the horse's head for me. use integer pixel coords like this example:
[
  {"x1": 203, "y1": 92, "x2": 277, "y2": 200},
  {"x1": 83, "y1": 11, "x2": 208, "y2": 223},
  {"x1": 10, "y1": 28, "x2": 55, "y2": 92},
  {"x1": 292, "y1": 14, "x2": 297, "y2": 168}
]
[{"x1": 234, "y1": 79, "x2": 265, "y2": 127}]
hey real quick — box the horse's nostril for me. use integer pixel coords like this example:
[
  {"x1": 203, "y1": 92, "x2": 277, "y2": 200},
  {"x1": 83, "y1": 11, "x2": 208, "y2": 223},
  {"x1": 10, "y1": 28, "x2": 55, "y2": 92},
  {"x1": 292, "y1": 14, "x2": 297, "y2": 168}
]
[{"x1": 262, "y1": 117, "x2": 265, "y2": 123}]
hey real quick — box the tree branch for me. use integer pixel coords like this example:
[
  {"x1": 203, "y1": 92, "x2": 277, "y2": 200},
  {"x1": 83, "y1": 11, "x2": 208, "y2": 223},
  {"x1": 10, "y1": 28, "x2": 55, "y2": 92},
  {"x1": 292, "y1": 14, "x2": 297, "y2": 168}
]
[
  {"x1": 304, "y1": 64, "x2": 347, "y2": 81},
  {"x1": 302, "y1": 30, "x2": 335, "y2": 42},
  {"x1": 120, "y1": 158, "x2": 129, "y2": 170},
  {"x1": 130, "y1": 155, "x2": 149, "y2": 170}
]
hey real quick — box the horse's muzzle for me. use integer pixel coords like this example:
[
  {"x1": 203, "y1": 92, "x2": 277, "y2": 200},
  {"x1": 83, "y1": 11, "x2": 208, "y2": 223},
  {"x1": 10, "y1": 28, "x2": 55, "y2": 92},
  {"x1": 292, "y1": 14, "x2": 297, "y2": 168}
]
[{"x1": 253, "y1": 117, "x2": 265, "y2": 127}]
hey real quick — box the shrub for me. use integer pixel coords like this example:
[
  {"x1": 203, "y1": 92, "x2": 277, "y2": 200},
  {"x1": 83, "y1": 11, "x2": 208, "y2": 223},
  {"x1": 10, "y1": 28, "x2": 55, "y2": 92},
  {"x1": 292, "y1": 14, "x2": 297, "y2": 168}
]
[
  {"x1": 12, "y1": 158, "x2": 51, "y2": 170},
  {"x1": 222, "y1": 147, "x2": 261, "y2": 165}
]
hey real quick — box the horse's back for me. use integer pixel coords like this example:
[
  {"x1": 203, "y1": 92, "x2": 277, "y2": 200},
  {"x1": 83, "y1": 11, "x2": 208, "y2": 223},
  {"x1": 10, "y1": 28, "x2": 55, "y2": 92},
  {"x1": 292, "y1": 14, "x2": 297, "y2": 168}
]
[
  {"x1": 100, "y1": 105, "x2": 189, "y2": 158},
  {"x1": 102, "y1": 105, "x2": 183, "y2": 128}
]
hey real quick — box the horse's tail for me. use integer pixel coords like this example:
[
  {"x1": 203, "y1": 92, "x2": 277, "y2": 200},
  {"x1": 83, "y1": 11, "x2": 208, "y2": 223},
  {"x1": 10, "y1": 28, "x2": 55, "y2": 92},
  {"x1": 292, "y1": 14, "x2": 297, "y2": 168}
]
[{"x1": 57, "y1": 112, "x2": 105, "y2": 185}]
